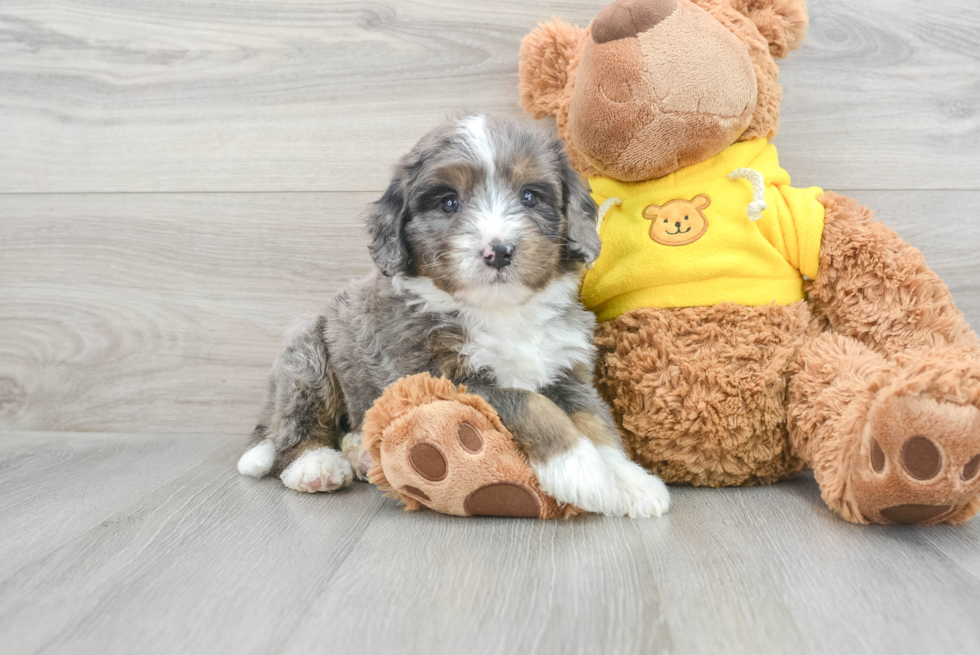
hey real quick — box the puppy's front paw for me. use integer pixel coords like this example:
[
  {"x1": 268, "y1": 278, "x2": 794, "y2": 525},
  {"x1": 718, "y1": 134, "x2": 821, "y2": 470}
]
[
  {"x1": 533, "y1": 439, "x2": 624, "y2": 516},
  {"x1": 280, "y1": 447, "x2": 354, "y2": 493},
  {"x1": 341, "y1": 433, "x2": 374, "y2": 481},
  {"x1": 237, "y1": 439, "x2": 275, "y2": 478},
  {"x1": 602, "y1": 448, "x2": 670, "y2": 518}
]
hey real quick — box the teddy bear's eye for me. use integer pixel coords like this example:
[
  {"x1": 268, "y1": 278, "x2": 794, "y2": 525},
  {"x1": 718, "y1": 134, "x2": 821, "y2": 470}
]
[
  {"x1": 663, "y1": 219, "x2": 668, "y2": 224},
  {"x1": 684, "y1": 215, "x2": 689, "y2": 220}
]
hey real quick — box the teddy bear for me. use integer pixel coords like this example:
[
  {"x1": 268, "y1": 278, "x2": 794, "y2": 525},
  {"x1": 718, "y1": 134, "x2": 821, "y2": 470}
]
[{"x1": 513, "y1": 0, "x2": 980, "y2": 525}]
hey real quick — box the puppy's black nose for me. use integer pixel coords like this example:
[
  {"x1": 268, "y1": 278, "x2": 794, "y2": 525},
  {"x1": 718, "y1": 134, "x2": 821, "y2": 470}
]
[{"x1": 484, "y1": 243, "x2": 516, "y2": 270}]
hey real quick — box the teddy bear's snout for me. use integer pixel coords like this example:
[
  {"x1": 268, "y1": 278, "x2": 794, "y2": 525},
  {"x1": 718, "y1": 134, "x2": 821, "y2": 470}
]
[{"x1": 592, "y1": 0, "x2": 678, "y2": 44}]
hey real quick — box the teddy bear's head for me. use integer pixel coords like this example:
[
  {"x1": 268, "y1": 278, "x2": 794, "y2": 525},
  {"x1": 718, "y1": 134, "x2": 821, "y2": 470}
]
[{"x1": 519, "y1": 0, "x2": 808, "y2": 181}]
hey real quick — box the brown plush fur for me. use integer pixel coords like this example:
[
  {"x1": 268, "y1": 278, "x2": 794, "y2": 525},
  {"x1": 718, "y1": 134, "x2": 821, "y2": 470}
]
[
  {"x1": 595, "y1": 192, "x2": 980, "y2": 524},
  {"x1": 519, "y1": 0, "x2": 801, "y2": 179},
  {"x1": 519, "y1": 20, "x2": 599, "y2": 178},
  {"x1": 521, "y1": 0, "x2": 980, "y2": 524},
  {"x1": 595, "y1": 302, "x2": 812, "y2": 486},
  {"x1": 363, "y1": 373, "x2": 578, "y2": 519},
  {"x1": 806, "y1": 192, "x2": 980, "y2": 357},
  {"x1": 788, "y1": 335, "x2": 980, "y2": 525}
]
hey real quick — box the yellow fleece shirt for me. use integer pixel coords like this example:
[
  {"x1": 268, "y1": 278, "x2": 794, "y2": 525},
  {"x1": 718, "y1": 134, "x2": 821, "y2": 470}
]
[{"x1": 582, "y1": 138, "x2": 826, "y2": 322}]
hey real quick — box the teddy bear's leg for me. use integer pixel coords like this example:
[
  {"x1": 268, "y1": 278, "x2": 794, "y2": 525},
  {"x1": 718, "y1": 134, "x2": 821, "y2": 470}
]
[
  {"x1": 788, "y1": 331, "x2": 980, "y2": 525},
  {"x1": 789, "y1": 192, "x2": 980, "y2": 524},
  {"x1": 807, "y1": 192, "x2": 979, "y2": 358}
]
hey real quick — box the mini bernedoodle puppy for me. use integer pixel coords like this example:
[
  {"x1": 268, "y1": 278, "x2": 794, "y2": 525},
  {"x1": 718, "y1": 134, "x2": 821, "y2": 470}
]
[{"x1": 237, "y1": 115, "x2": 670, "y2": 518}]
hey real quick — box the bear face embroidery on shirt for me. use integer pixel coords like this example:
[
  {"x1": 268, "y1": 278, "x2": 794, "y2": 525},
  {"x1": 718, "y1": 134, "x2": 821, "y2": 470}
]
[{"x1": 642, "y1": 194, "x2": 711, "y2": 246}]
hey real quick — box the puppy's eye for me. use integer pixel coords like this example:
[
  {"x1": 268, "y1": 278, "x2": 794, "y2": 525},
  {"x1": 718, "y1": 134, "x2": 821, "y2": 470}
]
[
  {"x1": 520, "y1": 189, "x2": 538, "y2": 208},
  {"x1": 440, "y1": 195, "x2": 460, "y2": 213}
]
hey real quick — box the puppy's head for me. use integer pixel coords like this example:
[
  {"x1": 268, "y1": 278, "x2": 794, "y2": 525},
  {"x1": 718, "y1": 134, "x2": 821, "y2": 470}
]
[{"x1": 367, "y1": 115, "x2": 599, "y2": 306}]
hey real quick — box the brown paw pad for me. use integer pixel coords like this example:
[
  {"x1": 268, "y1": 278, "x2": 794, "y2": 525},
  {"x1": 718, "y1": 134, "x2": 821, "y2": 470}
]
[
  {"x1": 901, "y1": 436, "x2": 942, "y2": 481},
  {"x1": 879, "y1": 504, "x2": 952, "y2": 525},
  {"x1": 457, "y1": 422, "x2": 483, "y2": 453},
  {"x1": 409, "y1": 442, "x2": 447, "y2": 481},
  {"x1": 463, "y1": 482, "x2": 541, "y2": 518},
  {"x1": 855, "y1": 396, "x2": 980, "y2": 525},
  {"x1": 378, "y1": 400, "x2": 562, "y2": 518},
  {"x1": 401, "y1": 485, "x2": 431, "y2": 502},
  {"x1": 962, "y1": 455, "x2": 980, "y2": 482}
]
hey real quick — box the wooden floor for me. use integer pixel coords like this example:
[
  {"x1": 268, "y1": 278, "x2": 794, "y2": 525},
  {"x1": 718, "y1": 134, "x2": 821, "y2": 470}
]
[{"x1": 1, "y1": 1, "x2": 979, "y2": 653}]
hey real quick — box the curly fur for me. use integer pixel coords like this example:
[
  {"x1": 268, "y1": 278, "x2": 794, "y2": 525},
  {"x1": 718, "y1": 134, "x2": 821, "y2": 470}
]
[
  {"x1": 595, "y1": 302, "x2": 813, "y2": 486},
  {"x1": 807, "y1": 192, "x2": 980, "y2": 357}
]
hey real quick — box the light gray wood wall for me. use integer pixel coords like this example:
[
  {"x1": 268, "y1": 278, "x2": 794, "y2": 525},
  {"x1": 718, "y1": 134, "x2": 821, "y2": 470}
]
[
  {"x1": 2, "y1": 0, "x2": 978, "y2": 436},
  {"x1": 3, "y1": 3, "x2": 980, "y2": 654}
]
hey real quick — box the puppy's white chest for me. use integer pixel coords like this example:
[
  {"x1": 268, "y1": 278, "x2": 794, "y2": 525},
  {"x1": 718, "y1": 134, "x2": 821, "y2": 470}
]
[
  {"x1": 393, "y1": 274, "x2": 595, "y2": 391},
  {"x1": 462, "y1": 308, "x2": 593, "y2": 391}
]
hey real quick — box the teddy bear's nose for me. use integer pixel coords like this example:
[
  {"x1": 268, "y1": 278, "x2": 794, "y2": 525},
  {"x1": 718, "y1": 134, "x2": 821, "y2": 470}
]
[{"x1": 591, "y1": 0, "x2": 678, "y2": 44}]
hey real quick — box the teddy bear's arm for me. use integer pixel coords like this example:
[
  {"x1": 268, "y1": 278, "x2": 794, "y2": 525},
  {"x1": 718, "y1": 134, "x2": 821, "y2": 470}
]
[{"x1": 806, "y1": 192, "x2": 979, "y2": 359}]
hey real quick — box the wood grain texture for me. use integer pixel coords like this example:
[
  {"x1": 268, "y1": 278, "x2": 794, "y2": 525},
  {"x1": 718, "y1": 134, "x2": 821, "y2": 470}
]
[
  {"x1": 2, "y1": 0, "x2": 980, "y2": 653},
  {"x1": 0, "y1": 192, "x2": 374, "y2": 433},
  {"x1": 0, "y1": 431, "x2": 978, "y2": 655},
  {"x1": 3, "y1": 190, "x2": 978, "y2": 434},
  {"x1": 1, "y1": 0, "x2": 979, "y2": 192}
]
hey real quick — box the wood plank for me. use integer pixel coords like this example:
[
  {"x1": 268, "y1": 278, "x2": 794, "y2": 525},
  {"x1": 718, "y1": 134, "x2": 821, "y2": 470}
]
[
  {"x1": 0, "y1": 431, "x2": 387, "y2": 655},
  {"x1": 2, "y1": 190, "x2": 978, "y2": 435},
  {"x1": 1, "y1": 0, "x2": 978, "y2": 193},
  {"x1": 0, "y1": 430, "x2": 234, "y2": 581},
  {"x1": 0, "y1": 431, "x2": 977, "y2": 654},
  {"x1": 0, "y1": 192, "x2": 374, "y2": 434}
]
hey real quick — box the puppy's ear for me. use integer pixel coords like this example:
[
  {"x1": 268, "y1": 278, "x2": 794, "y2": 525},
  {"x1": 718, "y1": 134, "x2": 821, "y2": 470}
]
[
  {"x1": 556, "y1": 145, "x2": 600, "y2": 266},
  {"x1": 519, "y1": 19, "x2": 589, "y2": 119},
  {"x1": 367, "y1": 168, "x2": 412, "y2": 277}
]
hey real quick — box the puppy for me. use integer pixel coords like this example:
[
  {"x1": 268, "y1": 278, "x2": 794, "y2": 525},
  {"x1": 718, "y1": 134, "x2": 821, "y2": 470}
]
[{"x1": 237, "y1": 115, "x2": 670, "y2": 517}]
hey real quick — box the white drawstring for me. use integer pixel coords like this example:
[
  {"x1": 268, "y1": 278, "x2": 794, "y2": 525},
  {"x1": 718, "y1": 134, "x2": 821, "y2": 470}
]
[
  {"x1": 727, "y1": 168, "x2": 767, "y2": 222},
  {"x1": 596, "y1": 197, "x2": 622, "y2": 234}
]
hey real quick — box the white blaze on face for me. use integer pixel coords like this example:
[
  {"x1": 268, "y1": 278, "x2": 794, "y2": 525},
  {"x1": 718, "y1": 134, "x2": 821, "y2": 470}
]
[
  {"x1": 454, "y1": 115, "x2": 524, "y2": 280},
  {"x1": 461, "y1": 114, "x2": 496, "y2": 176}
]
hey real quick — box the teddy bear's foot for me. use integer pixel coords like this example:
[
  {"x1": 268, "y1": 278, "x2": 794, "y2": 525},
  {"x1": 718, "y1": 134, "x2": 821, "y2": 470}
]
[
  {"x1": 362, "y1": 373, "x2": 576, "y2": 519},
  {"x1": 793, "y1": 337, "x2": 980, "y2": 525},
  {"x1": 846, "y1": 393, "x2": 980, "y2": 525}
]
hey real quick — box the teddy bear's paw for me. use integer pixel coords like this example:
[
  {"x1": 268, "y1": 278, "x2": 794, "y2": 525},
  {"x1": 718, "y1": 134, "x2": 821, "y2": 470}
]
[
  {"x1": 847, "y1": 394, "x2": 980, "y2": 525},
  {"x1": 379, "y1": 401, "x2": 564, "y2": 518},
  {"x1": 280, "y1": 447, "x2": 354, "y2": 494},
  {"x1": 340, "y1": 432, "x2": 374, "y2": 481}
]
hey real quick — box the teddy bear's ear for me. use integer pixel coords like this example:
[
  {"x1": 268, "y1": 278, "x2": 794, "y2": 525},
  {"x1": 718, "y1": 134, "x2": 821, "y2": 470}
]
[
  {"x1": 692, "y1": 194, "x2": 712, "y2": 210},
  {"x1": 641, "y1": 205, "x2": 662, "y2": 221},
  {"x1": 734, "y1": 0, "x2": 809, "y2": 59},
  {"x1": 519, "y1": 18, "x2": 589, "y2": 119}
]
